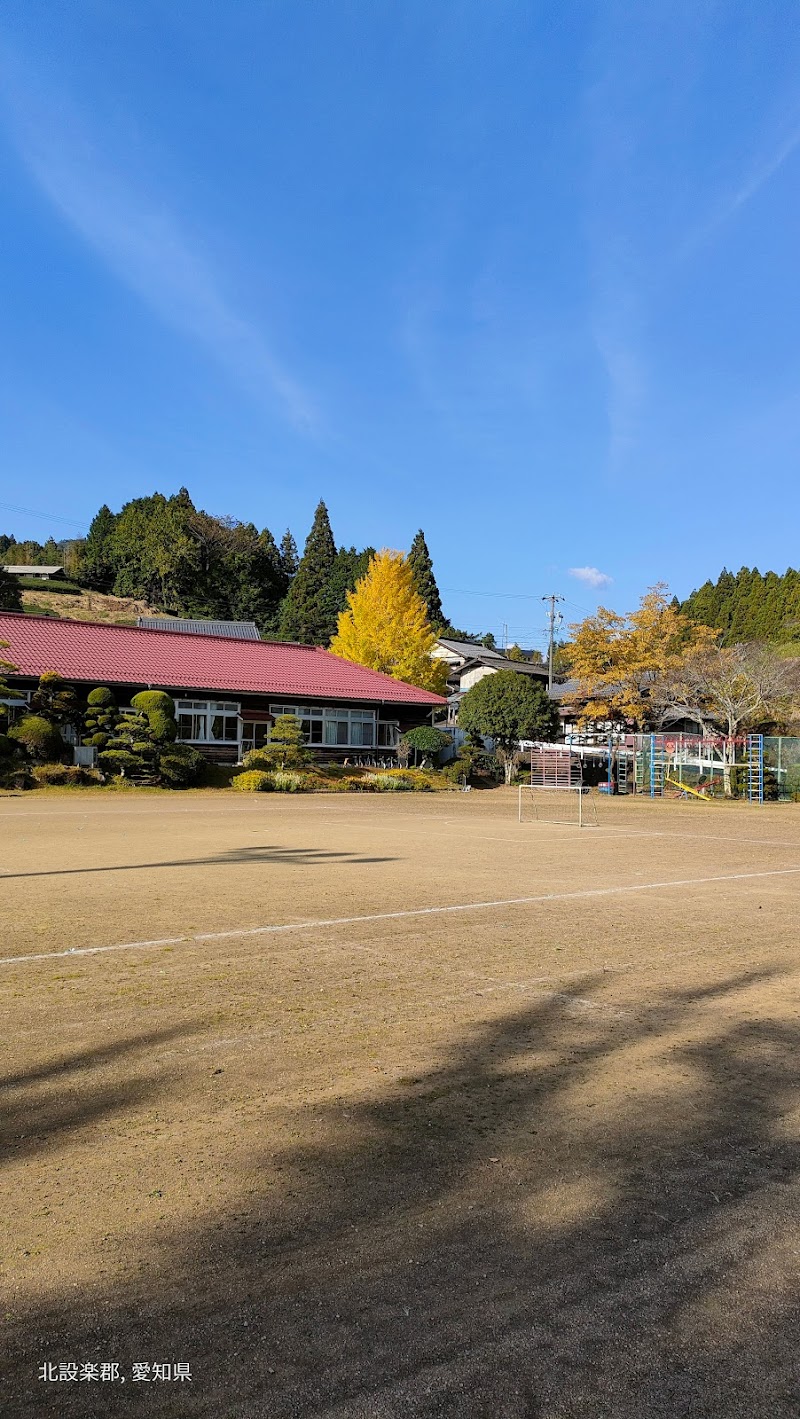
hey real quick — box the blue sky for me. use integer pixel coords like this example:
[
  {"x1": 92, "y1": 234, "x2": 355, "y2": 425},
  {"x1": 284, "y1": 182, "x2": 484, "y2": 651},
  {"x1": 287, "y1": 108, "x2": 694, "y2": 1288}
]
[{"x1": 1, "y1": 2, "x2": 799, "y2": 653}]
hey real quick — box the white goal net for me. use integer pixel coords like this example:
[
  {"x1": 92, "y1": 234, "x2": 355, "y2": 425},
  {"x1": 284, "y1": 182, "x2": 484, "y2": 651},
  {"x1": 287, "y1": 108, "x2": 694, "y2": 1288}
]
[{"x1": 518, "y1": 746, "x2": 597, "y2": 827}]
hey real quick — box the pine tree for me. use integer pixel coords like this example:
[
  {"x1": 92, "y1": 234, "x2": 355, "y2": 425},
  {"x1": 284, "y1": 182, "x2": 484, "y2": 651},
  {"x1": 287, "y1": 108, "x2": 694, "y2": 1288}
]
[
  {"x1": 407, "y1": 530, "x2": 444, "y2": 628},
  {"x1": 330, "y1": 550, "x2": 448, "y2": 695},
  {"x1": 278, "y1": 502, "x2": 337, "y2": 644}
]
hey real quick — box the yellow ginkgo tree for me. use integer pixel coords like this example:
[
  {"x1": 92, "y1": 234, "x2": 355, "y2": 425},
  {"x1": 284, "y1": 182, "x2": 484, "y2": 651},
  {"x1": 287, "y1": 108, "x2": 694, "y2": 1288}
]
[
  {"x1": 330, "y1": 550, "x2": 448, "y2": 696},
  {"x1": 567, "y1": 584, "x2": 718, "y2": 728}
]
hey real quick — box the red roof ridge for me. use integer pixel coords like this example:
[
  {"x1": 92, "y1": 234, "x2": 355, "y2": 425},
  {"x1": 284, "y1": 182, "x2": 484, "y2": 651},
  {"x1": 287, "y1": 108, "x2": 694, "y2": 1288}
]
[{"x1": 14, "y1": 611, "x2": 327, "y2": 651}]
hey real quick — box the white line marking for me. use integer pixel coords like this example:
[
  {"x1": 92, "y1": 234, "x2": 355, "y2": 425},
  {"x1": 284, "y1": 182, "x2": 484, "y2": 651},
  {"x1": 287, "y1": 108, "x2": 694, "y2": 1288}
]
[{"x1": 2, "y1": 865, "x2": 798, "y2": 968}]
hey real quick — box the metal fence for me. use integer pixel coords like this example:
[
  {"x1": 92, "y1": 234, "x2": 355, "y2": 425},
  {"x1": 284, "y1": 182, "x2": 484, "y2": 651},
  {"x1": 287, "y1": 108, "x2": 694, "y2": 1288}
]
[{"x1": 564, "y1": 731, "x2": 800, "y2": 802}]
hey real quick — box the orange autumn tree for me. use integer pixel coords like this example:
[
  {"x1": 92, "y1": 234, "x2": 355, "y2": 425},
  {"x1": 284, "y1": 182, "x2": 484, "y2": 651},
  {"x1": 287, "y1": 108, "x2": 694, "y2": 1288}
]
[
  {"x1": 330, "y1": 550, "x2": 448, "y2": 695},
  {"x1": 567, "y1": 583, "x2": 718, "y2": 728}
]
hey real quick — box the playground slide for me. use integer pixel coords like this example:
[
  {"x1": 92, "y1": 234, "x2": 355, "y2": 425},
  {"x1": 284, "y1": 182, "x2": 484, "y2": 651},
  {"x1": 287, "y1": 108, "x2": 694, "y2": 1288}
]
[{"x1": 664, "y1": 776, "x2": 710, "y2": 800}]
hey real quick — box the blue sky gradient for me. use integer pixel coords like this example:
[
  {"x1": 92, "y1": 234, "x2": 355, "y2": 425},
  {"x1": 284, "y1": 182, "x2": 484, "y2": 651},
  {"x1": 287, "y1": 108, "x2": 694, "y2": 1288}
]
[{"x1": 1, "y1": 2, "x2": 799, "y2": 651}]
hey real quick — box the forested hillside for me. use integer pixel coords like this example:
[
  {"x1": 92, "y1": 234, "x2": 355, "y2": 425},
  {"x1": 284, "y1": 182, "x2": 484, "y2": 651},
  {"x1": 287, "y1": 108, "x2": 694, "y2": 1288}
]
[
  {"x1": 680, "y1": 567, "x2": 800, "y2": 645},
  {"x1": 0, "y1": 492, "x2": 457, "y2": 645}
]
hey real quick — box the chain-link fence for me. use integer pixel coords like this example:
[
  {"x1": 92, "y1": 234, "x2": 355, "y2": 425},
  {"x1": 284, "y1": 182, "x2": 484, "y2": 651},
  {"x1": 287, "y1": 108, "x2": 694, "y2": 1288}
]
[{"x1": 564, "y1": 732, "x2": 800, "y2": 801}]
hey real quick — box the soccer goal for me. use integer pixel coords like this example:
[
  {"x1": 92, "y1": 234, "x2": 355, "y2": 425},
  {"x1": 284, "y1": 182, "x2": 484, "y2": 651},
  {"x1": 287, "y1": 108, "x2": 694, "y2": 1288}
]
[{"x1": 518, "y1": 746, "x2": 598, "y2": 827}]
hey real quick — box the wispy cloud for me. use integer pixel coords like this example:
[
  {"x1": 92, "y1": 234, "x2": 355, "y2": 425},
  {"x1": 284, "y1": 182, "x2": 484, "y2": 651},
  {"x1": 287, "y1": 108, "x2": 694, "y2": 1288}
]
[
  {"x1": 0, "y1": 58, "x2": 316, "y2": 430},
  {"x1": 583, "y1": 37, "x2": 649, "y2": 474},
  {"x1": 569, "y1": 566, "x2": 613, "y2": 589},
  {"x1": 725, "y1": 124, "x2": 800, "y2": 216},
  {"x1": 683, "y1": 118, "x2": 800, "y2": 255}
]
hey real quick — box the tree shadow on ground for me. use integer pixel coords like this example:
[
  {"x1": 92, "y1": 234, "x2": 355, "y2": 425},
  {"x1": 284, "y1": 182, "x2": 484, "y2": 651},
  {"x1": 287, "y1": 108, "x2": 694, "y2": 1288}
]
[
  {"x1": 1, "y1": 845, "x2": 398, "y2": 880},
  {"x1": 1, "y1": 1027, "x2": 193, "y2": 1167},
  {"x1": 6, "y1": 969, "x2": 800, "y2": 1418}
]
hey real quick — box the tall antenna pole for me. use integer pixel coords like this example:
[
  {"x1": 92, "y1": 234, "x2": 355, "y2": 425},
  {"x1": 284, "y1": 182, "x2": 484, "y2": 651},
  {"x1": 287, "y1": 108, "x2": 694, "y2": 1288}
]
[{"x1": 541, "y1": 594, "x2": 565, "y2": 693}]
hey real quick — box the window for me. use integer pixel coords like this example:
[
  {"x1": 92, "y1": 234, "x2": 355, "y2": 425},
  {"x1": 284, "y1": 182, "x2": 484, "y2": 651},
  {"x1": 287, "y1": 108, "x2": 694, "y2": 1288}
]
[
  {"x1": 211, "y1": 714, "x2": 238, "y2": 742},
  {"x1": 175, "y1": 699, "x2": 240, "y2": 744},
  {"x1": 324, "y1": 718, "x2": 348, "y2": 746},
  {"x1": 301, "y1": 718, "x2": 324, "y2": 744},
  {"x1": 269, "y1": 703, "x2": 377, "y2": 748}
]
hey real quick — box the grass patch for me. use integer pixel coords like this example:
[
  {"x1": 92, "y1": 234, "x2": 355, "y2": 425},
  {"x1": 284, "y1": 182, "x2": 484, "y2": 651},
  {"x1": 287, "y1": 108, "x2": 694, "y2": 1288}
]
[{"x1": 14, "y1": 577, "x2": 87, "y2": 594}]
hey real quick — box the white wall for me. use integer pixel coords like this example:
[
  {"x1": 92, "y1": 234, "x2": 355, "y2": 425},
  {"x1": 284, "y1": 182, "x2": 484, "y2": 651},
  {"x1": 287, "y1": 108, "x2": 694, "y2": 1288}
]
[{"x1": 459, "y1": 664, "x2": 499, "y2": 692}]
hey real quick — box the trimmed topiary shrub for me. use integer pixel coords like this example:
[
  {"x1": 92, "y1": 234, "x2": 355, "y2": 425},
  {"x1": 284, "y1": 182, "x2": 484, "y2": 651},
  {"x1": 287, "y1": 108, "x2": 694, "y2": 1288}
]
[
  {"x1": 130, "y1": 691, "x2": 178, "y2": 743},
  {"x1": 250, "y1": 715, "x2": 312, "y2": 770},
  {"x1": 30, "y1": 671, "x2": 80, "y2": 728},
  {"x1": 402, "y1": 726, "x2": 451, "y2": 767},
  {"x1": 97, "y1": 748, "x2": 142, "y2": 776},
  {"x1": 86, "y1": 687, "x2": 115, "y2": 707},
  {"x1": 98, "y1": 691, "x2": 199, "y2": 786},
  {"x1": 9, "y1": 715, "x2": 66, "y2": 762},
  {"x1": 232, "y1": 770, "x2": 274, "y2": 792},
  {"x1": 83, "y1": 687, "x2": 122, "y2": 753},
  {"x1": 242, "y1": 750, "x2": 273, "y2": 771},
  {"x1": 158, "y1": 745, "x2": 205, "y2": 786}
]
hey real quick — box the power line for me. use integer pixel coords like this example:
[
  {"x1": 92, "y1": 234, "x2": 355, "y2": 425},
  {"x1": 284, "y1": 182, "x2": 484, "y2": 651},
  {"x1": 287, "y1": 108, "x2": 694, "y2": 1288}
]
[
  {"x1": 441, "y1": 585, "x2": 545, "y2": 601},
  {"x1": 0, "y1": 501, "x2": 88, "y2": 531}
]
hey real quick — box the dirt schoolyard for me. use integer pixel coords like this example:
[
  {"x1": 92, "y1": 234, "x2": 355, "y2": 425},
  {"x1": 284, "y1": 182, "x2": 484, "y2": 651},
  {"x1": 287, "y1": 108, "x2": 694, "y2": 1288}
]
[{"x1": 2, "y1": 789, "x2": 800, "y2": 1417}]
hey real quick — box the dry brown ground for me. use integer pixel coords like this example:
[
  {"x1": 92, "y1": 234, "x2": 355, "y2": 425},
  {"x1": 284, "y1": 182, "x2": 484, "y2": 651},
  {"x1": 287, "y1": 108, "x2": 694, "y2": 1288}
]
[
  {"x1": 21, "y1": 588, "x2": 160, "y2": 624},
  {"x1": 2, "y1": 789, "x2": 800, "y2": 1418}
]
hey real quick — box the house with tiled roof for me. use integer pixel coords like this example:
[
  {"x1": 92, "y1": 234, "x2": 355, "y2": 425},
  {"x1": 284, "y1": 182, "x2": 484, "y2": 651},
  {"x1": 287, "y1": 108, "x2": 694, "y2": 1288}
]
[{"x1": 0, "y1": 614, "x2": 445, "y2": 763}]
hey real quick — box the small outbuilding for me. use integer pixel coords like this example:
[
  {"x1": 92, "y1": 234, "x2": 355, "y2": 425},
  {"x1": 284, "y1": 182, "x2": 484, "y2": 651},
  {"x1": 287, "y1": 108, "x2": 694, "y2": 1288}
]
[{"x1": 2, "y1": 565, "x2": 65, "y2": 580}]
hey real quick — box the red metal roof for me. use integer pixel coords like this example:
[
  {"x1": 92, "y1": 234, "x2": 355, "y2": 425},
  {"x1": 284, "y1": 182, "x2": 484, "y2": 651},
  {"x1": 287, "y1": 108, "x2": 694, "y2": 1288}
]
[{"x1": 0, "y1": 615, "x2": 445, "y2": 707}]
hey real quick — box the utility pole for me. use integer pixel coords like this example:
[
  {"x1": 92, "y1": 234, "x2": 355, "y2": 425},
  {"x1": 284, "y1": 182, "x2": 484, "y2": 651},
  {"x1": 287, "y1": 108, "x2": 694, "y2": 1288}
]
[{"x1": 541, "y1": 594, "x2": 565, "y2": 693}]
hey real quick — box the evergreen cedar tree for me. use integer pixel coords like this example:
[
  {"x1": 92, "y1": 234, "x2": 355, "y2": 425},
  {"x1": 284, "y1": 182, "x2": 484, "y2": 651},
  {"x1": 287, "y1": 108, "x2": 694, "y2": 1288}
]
[
  {"x1": 408, "y1": 530, "x2": 444, "y2": 629},
  {"x1": 0, "y1": 567, "x2": 22, "y2": 611},
  {"x1": 567, "y1": 585, "x2": 718, "y2": 729},
  {"x1": 279, "y1": 530, "x2": 299, "y2": 580},
  {"x1": 458, "y1": 671, "x2": 558, "y2": 783},
  {"x1": 330, "y1": 550, "x2": 449, "y2": 696},
  {"x1": 680, "y1": 566, "x2": 800, "y2": 646},
  {"x1": 278, "y1": 500, "x2": 338, "y2": 644}
]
